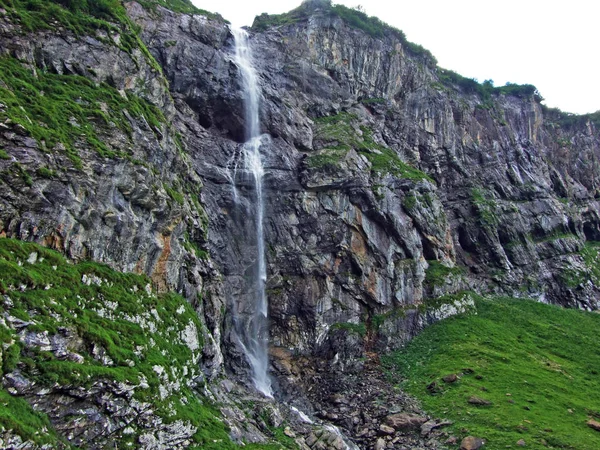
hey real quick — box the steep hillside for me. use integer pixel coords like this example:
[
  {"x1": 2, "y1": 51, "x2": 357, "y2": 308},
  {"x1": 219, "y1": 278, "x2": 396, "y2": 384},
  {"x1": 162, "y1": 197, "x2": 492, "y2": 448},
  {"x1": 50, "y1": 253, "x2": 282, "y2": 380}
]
[
  {"x1": 387, "y1": 295, "x2": 600, "y2": 449},
  {"x1": 0, "y1": 0, "x2": 599, "y2": 448}
]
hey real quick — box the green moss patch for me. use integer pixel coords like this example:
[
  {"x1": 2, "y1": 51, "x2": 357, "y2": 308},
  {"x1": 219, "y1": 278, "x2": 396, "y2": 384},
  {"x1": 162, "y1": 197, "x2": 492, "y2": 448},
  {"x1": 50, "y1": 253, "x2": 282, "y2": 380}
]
[
  {"x1": 0, "y1": 56, "x2": 165, "y2": 167},
  {"x1": 424, "y1": 260, "x2": 465, "y2": 288},
  {"x1": 385, "y1": 296, "x2": 600, "y2": 449},
  {"x1": 471, "y1": 187, "x2": 499, "y2": 228},
  {"x1": 311, "y1": 112, "x2": 432, "y2": 181},
  {"x1": 330, "y1": 322, "x2": 367, "y2": 337}
]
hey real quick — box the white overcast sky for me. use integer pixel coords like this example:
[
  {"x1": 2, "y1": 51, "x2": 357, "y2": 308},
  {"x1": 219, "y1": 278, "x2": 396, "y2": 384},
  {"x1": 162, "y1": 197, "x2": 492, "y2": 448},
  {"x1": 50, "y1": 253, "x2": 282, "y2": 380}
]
[{"x1": 191, "y1": 0, "x2": 600, "y2": 115}]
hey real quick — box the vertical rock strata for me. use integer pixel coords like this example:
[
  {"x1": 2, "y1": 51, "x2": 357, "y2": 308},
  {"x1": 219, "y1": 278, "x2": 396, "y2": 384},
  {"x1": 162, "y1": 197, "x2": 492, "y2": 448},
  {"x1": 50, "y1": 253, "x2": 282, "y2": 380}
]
[{"x1": 0, "y1": 1, "x2": 599, "y2": 446}]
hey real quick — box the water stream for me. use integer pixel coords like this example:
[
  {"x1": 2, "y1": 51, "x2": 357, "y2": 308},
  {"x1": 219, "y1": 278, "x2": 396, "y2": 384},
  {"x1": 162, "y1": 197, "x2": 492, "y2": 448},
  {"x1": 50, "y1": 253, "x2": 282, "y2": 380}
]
[{"x1": 231, "y1": 27, "x2": 272, "y2": 397}]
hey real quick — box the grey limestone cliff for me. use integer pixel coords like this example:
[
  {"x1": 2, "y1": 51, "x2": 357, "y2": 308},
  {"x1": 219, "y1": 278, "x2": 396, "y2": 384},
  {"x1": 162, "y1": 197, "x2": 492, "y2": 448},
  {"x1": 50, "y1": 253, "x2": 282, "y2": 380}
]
[{"x1": 1, "y1": 0, "x2": 599, "y2": 448}]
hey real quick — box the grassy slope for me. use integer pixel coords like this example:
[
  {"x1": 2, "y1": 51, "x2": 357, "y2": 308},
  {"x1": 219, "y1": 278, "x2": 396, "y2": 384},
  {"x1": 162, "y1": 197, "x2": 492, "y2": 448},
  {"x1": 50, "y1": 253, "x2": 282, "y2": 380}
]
[
  {"x1": 0, "y1": 56, "x2": 165, "y2": 168},
  {"x1": 385, "y1": 296, "x2": 600, "y2": 449},
  {"x1": 0, "y1": 238, "x2": 293, "y2": 449},
  {"x1": 136, "y1": 0, "x2": 225, "y2": 19}
]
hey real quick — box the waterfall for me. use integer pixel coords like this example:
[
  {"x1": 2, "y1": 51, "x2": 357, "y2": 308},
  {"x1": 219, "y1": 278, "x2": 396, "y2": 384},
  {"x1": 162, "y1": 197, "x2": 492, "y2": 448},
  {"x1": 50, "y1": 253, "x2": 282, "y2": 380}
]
[{"x1": 231, "y1": 27, "x2": 272, "y2": 397}]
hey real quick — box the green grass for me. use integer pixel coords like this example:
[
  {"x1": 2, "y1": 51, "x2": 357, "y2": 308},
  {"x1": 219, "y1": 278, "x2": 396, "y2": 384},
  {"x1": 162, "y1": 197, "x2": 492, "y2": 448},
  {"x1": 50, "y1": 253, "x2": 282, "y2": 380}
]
[
  {"x1": 0, "y1": 0, "x2": 163, "y2": 70},
  {"x1": 0, "y1": 56, "x2": 165, "y2": 167},
  {"x1": 402, "y1": 191, "x2": 434, "y2": 211},
  {"x1": 0, "y1": 389, "x2": 64, "y2": 447},
  {"x1": 306, "y1": 148, "x2": 348, "y2": 169},
  {"x1": 424, "y1": 261, "x2": 465, "y2": 287},
  {"x1": 310, "y1": 112, "x2": 432, "y2": 181},
  {"x1": 1, "y1": 0, "x2": 165, "y2": 70},
  {"x1": 0, "y1": 0, "x2": 128, "y2": 35},
  {"x1": 0, "y1": 238, "x2": 291, "y2": 449},
  {"x1": 165, "y1": 183, "x2": 185, "y2": 205},
  {"x1": 330, "y1": 322, "x2": 367, "y2": 337},
  {"x1": 136, "y1": 0, "x2": 225, "y2": 20},
  {"x1": 385, "y1": 296, "x2": 600, "y2": 449}
]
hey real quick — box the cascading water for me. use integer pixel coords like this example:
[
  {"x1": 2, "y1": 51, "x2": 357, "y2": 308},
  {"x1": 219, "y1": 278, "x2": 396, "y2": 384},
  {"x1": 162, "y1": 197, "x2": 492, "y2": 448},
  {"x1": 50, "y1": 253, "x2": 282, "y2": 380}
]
[{"x1": 231, "y1": 27, "x2": 272, "y2": 397}]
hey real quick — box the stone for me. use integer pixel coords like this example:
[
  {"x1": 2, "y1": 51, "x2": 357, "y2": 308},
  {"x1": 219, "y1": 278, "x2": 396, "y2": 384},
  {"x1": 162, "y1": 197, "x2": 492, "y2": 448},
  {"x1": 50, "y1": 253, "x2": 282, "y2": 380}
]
[
  {"x1": 421, "y1": 419, "x2": 453, "y2": 436},
  {"x1": 384, "y1": 413, "x2": 427, "y2": 430},
  {"x1": 374, "y1": 437, "x2": 386, "y2": 450},
  {"x1": 517, "y1": 439, "x2": 526, "y2": 446},
  {"x1": 442, "y1": 374, "x2": 458, "y2": 383},
  {"x1": 329, "y1": 394, "x2": 347, "y2": 405},
  {"x1": 587, "y1": 419, "x2": 600, "y2": 431},
  {"x1": 427, "y1": 381, "x2": 442, "y2": 394},
  {"x1": 306, "y1": 433, "x2": 319, "y2": 446},
  {"x1": 468, "y1": 396, "x2": 492, "y2": 406},
  {"x1": 460, "y1": 436, "x2": 485, "y2": 450},
  {"x1": 379, "y1": 424, "x2": 395, "y2": 435}
]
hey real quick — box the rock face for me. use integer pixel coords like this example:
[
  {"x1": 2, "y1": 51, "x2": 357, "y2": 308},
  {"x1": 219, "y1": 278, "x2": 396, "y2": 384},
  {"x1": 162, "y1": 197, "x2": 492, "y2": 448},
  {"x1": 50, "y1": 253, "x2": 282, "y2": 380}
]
[
  {"x1": 1, "y1": 0, "x2": 600, "y2": 447},
  {"x1": 128, "y1": 0, "x2": 600, "y2": 366}
]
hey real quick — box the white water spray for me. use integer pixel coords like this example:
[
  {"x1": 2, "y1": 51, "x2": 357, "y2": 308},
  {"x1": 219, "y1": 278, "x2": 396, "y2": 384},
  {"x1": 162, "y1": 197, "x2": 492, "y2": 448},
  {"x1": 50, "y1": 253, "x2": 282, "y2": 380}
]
[{"x1": 232, "y1": 27, "x2": 272, "y2": 397}]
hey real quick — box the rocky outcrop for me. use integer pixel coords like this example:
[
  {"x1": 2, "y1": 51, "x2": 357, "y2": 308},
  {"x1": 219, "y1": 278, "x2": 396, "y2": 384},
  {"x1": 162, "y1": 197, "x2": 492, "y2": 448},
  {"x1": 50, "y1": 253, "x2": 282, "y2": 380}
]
[{"x1": 1, "y1": 0, "x2": 600, "y2": 447}]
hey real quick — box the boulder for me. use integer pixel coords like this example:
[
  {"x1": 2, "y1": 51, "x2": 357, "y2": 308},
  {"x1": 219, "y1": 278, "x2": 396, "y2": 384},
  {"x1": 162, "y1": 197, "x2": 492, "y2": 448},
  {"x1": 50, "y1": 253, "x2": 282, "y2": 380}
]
[
  {"x1": 384, "y1": 413, "x2": 427, "y2": 430},
  {"x1": 460, "y1": 436, "x2": 485, "y2": 450}
]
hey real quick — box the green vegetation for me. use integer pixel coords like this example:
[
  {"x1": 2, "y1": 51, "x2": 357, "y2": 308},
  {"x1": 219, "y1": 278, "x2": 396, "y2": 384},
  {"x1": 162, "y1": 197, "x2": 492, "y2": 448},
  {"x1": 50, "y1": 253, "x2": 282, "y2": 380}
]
[
  {"x1": 543, "y1": 106, "x2": 600, "y2": 129},
  {"x1": 0, "y1": 238, "x2": 288, "y2": 449},
  {"x1": 309, "y1": 112, "x2": 432, "y2": 181},
  {"x1": 560, "y1": 241, "x2": 600, "y2": 288},
  {"x1": 252, "y1": 2, "x2": 560, "y2": 109},
  {"x1": 424, "y1": 260, "x2": 465, "y2": 287},
  {"x1": 9, "y1": 162, "x2": 33, "y2": 186},
  {"x1": 0, "y1": 0, "x2": 130, "y2": 35},
  {"x1": 164, "y1": 182, "x2": 185, "y2": 205},
  {"x1": 385, "y1": 296, "x2": 600, "y2": 449},
  {"x1": 306, "y1": 148, "x2": 348, "y2": 169},
  {"x1": 471, "y1": 187, "x2": 499, "y2": 228},
  {"x1": 0, "y1": 389, "x2": 63, "y2": 447},
  {"x1": 136, "y1": 0, "x2": 224, "y2": 19},
  {"x1": 437, "y1": 69, "x2": 543, "y2": 104},
  {"x1": 0, "y1": 0, "x2": 223, "y2": 35},
  {"x1": 330, "y1": 321, "x2": 367, "y2": 337},
  {"x1": 0, "y1": 56, "x2": 165, "y2": 167},
  {"x1": 252, "y1": 1, "x2": 436, "y2": 65},
  {"x1": 402, "y1": 191, "x2": 434, "y2": 212},
  {"x1": 0, "y1": 0, "x2": 165, "y2": 73},
  {"x1": 36, "y1": 167, "x2": 56, "y2": 178},
  {"x1": 371, "y1": 307, "x2": 408, "y2": 331},
  {"x1": 329, "y1": 4, "x2": 435, "y2": 63},
  {"x1": 419, "y1": 291, "x2": 479, "y2": 313},
  {"x1": 183, "y1": 231, "x2": 209, "y2": 260}
]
